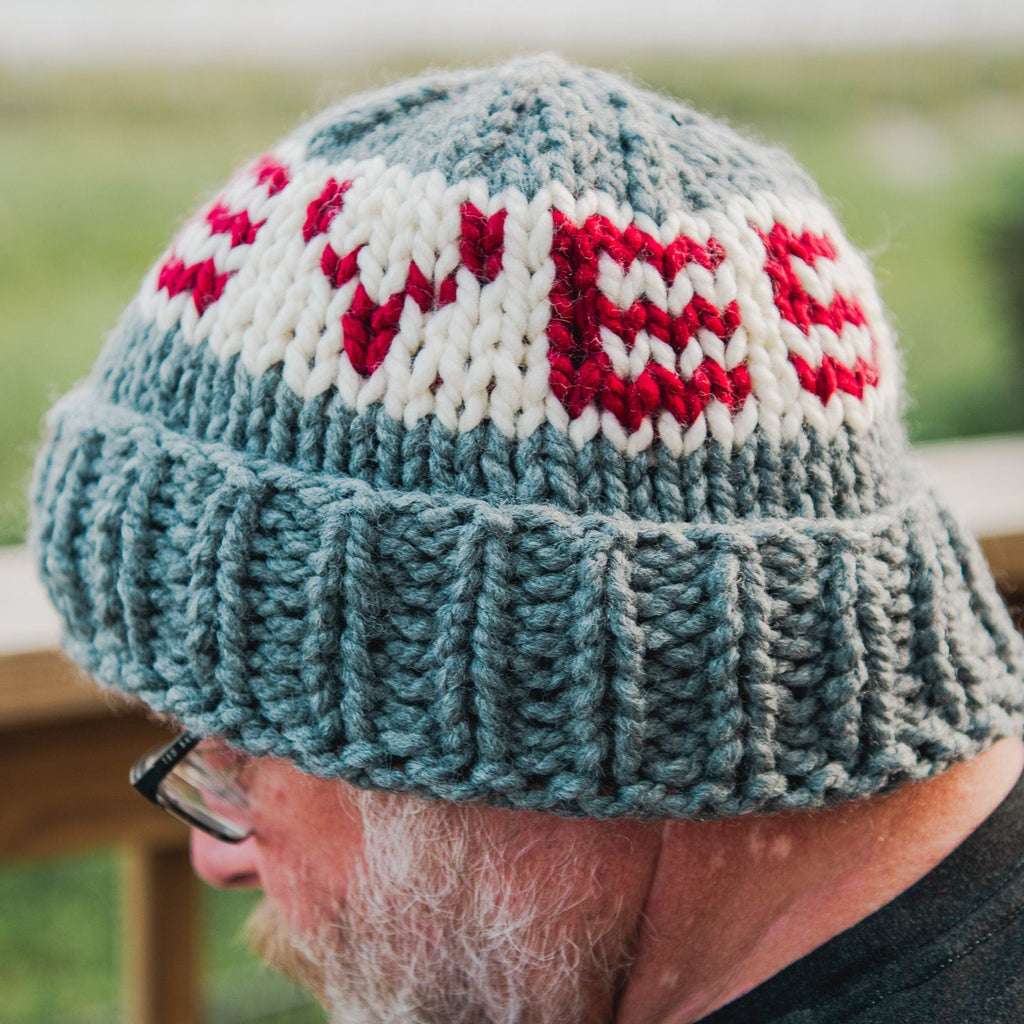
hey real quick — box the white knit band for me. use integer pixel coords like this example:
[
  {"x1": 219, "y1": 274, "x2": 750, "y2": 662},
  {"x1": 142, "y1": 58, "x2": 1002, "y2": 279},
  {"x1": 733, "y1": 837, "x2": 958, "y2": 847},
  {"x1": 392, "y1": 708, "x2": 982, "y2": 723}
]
[{"x1": 136, "y1": 150, "x2": 897, "y2": 456}]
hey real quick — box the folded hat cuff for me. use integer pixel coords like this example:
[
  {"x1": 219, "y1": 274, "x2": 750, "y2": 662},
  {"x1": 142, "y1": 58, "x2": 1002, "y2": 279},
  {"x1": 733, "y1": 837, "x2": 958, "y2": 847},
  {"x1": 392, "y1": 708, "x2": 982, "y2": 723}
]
[{"x1": 32, "y1": 391, "x2": 1024, "y2": 818}]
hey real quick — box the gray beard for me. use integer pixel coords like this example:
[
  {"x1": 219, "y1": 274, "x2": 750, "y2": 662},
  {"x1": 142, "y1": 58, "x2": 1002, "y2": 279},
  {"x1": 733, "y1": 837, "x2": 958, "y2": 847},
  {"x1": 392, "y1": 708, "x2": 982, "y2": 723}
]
[{"x1": 248, "y1": 788, "x2": 637, "y2": 1024}]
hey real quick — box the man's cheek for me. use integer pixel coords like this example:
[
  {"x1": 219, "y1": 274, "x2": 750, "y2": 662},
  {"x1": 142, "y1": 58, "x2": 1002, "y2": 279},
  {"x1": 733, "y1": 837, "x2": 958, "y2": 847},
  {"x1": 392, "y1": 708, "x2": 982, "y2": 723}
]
[
  {"x1": 251, "y1": 839, "x2": 334, "y2": 936},
  {"x1": 255, "y1": 765, "x2": 364, "y2": 872}
]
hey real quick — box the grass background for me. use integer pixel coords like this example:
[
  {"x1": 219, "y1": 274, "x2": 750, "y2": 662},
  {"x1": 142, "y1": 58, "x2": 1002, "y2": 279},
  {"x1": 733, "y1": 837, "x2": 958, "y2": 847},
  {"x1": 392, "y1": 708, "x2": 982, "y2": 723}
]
[{"x1": 1, "y1": 49, "x2": 1023, "y2": 1022}]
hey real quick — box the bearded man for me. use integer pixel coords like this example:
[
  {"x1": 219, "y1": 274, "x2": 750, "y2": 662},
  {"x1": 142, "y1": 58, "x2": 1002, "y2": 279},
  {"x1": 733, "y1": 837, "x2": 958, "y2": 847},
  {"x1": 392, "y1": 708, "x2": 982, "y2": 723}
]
[{"x1": 31, "y1": 56, "x2": 1024, "y2": 1024}]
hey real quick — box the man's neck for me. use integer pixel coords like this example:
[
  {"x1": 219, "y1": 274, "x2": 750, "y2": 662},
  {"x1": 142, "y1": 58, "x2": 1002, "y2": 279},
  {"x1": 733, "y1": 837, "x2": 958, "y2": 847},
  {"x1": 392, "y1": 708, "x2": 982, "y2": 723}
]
[{"x1": 614, "y1": 738, "x2": 1024, "y2": 1024}]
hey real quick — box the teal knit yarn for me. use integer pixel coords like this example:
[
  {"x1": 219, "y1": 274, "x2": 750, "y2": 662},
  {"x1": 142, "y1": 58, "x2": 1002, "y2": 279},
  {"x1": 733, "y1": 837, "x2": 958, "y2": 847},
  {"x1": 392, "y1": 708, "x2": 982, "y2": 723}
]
[{"x1": 30, "y1": 56, "x2": 1024, "y2": 819}]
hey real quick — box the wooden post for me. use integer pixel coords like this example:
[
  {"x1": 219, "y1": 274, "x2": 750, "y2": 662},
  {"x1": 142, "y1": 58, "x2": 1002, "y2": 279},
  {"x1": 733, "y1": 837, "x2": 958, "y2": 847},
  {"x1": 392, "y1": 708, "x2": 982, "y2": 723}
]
[{"x1": 123, "y1": 842, "x2": 203, "y2": 1024}]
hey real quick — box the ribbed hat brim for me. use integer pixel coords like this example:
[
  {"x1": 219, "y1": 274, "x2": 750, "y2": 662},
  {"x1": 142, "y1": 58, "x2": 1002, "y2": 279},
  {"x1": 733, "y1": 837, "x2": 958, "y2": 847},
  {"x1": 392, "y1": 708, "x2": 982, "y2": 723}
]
[{"x1": 31, "y1": 388, "x2": 1024, "y2": 819}]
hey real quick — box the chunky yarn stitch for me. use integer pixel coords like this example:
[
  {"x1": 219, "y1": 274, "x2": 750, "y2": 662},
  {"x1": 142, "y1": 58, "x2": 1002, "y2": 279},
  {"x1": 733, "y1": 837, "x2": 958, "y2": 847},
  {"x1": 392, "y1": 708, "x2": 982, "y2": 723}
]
[{"x1": 30, "y1": 56, "x2": 1024, "y2": 818}]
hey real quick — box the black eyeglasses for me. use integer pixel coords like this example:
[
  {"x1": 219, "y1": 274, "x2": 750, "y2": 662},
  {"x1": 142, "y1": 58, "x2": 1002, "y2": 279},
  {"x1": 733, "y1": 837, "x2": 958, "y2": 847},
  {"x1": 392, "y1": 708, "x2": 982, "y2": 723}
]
[{"x1": 130, "y1": 731, "x2": 254, "y2": 843}]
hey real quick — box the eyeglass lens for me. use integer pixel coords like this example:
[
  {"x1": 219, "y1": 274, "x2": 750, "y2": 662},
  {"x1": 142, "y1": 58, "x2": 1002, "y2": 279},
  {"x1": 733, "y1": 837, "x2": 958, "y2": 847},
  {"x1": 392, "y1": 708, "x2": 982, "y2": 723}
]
[{"x1": 140, "y1": 740, "x2": 254, "y2": 842}]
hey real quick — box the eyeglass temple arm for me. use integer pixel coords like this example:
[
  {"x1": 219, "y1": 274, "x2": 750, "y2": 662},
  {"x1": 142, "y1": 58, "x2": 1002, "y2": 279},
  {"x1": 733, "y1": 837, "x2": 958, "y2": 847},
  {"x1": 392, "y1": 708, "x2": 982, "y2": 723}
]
[{"x1": 130, "y1": 731, "x2": 202, "y2": 802}]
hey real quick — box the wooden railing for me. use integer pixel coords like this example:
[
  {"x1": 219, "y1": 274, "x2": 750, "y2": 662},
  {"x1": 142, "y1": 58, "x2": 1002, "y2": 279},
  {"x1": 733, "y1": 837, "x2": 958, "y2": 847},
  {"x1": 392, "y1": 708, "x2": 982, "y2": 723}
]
[
  {"x1": 0, "y1": 545, "x2": 199, "y2": 1024},
  {"x1": 1, "y1": 435, "x2": 1022, "y2": 1024}
]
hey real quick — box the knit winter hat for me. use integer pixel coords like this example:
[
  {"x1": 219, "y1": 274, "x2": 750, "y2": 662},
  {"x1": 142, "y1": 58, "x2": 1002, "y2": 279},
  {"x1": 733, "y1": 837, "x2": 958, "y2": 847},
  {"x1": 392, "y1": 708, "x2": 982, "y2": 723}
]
[{"x1": 31, "y1": 56, "x2": 1024, "y2": 819}]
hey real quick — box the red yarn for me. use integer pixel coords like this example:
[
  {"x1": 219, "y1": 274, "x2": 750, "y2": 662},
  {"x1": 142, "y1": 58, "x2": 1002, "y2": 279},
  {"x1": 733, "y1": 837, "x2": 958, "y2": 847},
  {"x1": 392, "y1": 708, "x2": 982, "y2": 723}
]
[
  {"x1": 758, "y1": 223, "x2": 880, "y2": 402},
  {"x1": 321, "y1": 244, "x2": 362, "y2": 288},
  {"x1": 156, "y1": 256, "x2": 229, "y2": 315},
  {"x1": 546, "y1": 210, "x2": 745, "y2": 432},
  {"x1": 253, "y1": 156, "x2": 291, "y2": 196},
  {"x1": 303, "y1": 178, "x2": 352, "y2": 242},
  {"x1": 340, "y1": 261, "x2": 438, "y2": 376},
  {"x1": 205, "y1": 204, "x2": 263, "y2": 247},
  {"x1": 758, "y1": 223, "x2": 868, "y2": 335},
  {"x1": 459, "y1": 203, "x2": 507, "y2": 285}
]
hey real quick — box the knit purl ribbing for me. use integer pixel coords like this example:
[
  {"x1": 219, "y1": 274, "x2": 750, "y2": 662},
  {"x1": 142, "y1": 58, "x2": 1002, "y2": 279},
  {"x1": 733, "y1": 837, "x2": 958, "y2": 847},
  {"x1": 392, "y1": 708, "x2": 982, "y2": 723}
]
[{"x1": 30, "y1": 56, "x2": 1024, "y2": 818}]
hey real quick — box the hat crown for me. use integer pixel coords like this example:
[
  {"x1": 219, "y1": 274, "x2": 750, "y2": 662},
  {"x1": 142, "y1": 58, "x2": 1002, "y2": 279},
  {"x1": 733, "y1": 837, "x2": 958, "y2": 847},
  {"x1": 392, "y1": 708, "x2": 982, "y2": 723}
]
[
  {"x1": 299, "y1": 55, "x2": 817, "y2": 220},
  {"x1": 92, "y1": 54, "x2": 899, "y2": 480}
]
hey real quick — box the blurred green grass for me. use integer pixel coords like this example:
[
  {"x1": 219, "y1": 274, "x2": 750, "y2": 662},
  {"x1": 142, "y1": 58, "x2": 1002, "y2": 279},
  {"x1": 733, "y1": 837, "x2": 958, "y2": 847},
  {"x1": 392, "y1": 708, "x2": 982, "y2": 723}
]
[
  {"x1": 0, "y1": 849, "x2": 323, "y2": 1024},
  {"x1": 2, "y1": 50, "x2": 1024, "y2": 1022},
  {"x1": 0, "y1": 853, "x2": 119, "y2": 1021}
]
